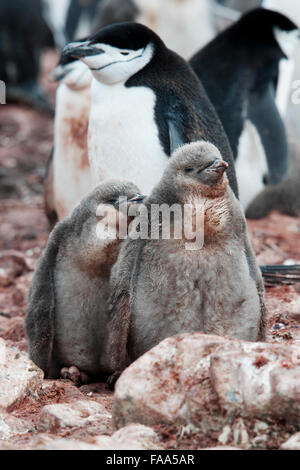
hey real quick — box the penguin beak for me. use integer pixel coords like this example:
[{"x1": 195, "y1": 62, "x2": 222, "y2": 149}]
[
  {"x1": 63, "y1": 41, "x2": 104, "y2": 59},
  {"x1": 208, "y1": 160, "x2": 229, "y2": 175},
  {"x1": 129, "y1": 195, "x2": 146, "y2": 204}
]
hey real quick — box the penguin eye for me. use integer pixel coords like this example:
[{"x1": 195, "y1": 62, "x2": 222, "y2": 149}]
[
  {"x1": 184, "y1": 168, "x2": 194, "y2": 174},
  {"x1": 107, "y1": 198, "x2": 117, "y2": 205},
  {"x1": 121, "y1": 51, "x2": 130, "y2": 56}
]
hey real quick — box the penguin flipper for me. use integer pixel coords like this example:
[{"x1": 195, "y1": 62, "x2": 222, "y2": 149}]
[
  {"x1": 168, "y1": 119, "x2": 185, "y2": 155},
  {"x1": 248, "y1": 84, "x2": 289, "y2": 185},
  {"x1": 261, "y1": 265, "x2": 300, "y2": 285},
  {"x1": 107, "y1": 239, "x2": 144, "y2": 380},
  {"x1": 25, "y1": 226, "x2": 62, "y2": 376},
  {"x1": 44, "y1": 147, "x2": 58, "y2": 228}
]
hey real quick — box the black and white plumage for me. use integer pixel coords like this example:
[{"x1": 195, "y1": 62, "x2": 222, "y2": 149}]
[
  {"x1": 190, "y1": 8, "x2": 299, "y2": 210},
  {"x1": 49, "y1": 52, "x2": 93, "y2": 221},
  {"x1": 63, "y1": 21, "x2": 238, "y2": 197}
]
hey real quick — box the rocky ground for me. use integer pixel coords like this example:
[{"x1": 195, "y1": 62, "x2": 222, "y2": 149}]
[{"x1": 0, "y1": 51, "x2": 300, "y2": 451}]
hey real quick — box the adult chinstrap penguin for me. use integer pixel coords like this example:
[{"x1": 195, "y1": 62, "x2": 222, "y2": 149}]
[
  {"x1": 48, "y1": 52, "x2": 93, "y2": 221},
  {"x1": 63, "y1": 21, "x2": 238, "y2": 197},
  {"x1": 190, "y1": 8, "x2": 299, "y2": 210}
]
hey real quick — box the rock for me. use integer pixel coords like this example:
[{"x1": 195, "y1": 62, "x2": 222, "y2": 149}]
[
  {"x1": 232, "y1": 418, "x2": 250, "y2": 449},
  {"x1": 0, "y1": 339, "x2": 43, "y2": 410},
  {"x1": 0, "y1": 316, "x2": 25, "y2": 343},
  {"x1": 201, "y1": 446, "x2": 241, "y2": 450},
  {"x1": 0, "y1": 412, "x2": 33, "y2": 439},
  {"x1": 114, "y1": 334, "x2": 226, "y2": 431},
  {"x1": 30, "y1": 424, "x2": 161, "y2": 450},
  {"x1": 28, "y1": 435, "x2": 100, "y2": 451},
  {"x1": 0, "y1": 250, "x2": 30, "y2": 281},
  {"x1": 38, "y1": 400, "x2": 112, "y2": 434},
  {"x1": 0, "y1": 269, "x2": 13, "y2": 287},
  {"x1": 114, "y1": 333, "x2": 300, "y2": 432},
  {"x1": 281, "y1": 433, "x2": 300, "y2": 450},
  {"x1": 218, "y1": 425, "x2": 231, "y2": 445},
  {"x1": 92, "y1": 424, "x2": 162, "y2": 450}
]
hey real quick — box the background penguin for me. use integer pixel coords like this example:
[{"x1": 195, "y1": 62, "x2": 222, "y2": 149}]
[
  {"x1": 107, "y1": 142, "x2": 266, "y2": 383},
  {"x1": 190, "y1": 8, "x2": 299, "y2": 211},
  {"x1": 0, "y1": 0, "x2": 54, "y2": 112},
  {"x1": 65, "y1": 0, "x2": 103, "y2": 42},
  {"x1": 63, "y1": 22, "x2": 238, "y2": 197},
  {"x1": 92, "y1": 0, "x2": 215, "y2": 59},
  {"x1": 49, "y1": 52, "x2": 93, "y2": 221},
  {"x1": 26, "y1": 180, "x2": 144, "y2": 383},
  {"x1": 246, "y1": 137, "x2": 300, "y2": 219}
]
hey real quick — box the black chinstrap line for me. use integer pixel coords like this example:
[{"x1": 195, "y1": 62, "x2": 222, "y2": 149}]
[{"x1": 90, "y1": 53, "x2": 144, "y2": 72}]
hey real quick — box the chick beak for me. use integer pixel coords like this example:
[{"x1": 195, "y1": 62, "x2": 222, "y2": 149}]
[
  {"x1": 129, "y1": 195, "x2": 146, "y2": 204},
  {"x1": 208, "y1": 160, "x2": 229, "y2": 176}
]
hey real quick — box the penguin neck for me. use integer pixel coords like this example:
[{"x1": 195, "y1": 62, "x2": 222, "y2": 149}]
[
  {"x1": 91, "y1": 76, "x2": 126, "y2": 95},
  {"x1": 184, "y1": 186, "x2": 233, "y2": 242}
]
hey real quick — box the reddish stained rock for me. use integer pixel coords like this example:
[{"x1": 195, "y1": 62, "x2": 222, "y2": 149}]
[
  {"x1": 281, "y1": 432, "x2": 300, "y2": 450},
  {"x1": 38, "y1": 400, "x2": 112, "y2": 435},
  {"x1": 92, "y1": 424, "x2": 162, "y2": 450},
  {"x1": 27, "y1": 424, "x2": 161, "y2": 450},
  {"x1": 0, "y1": 339, "x2": 43, "y2": 411},
  {"x1": 0, "y1": 412, "x2": 33, "y2": 439},
  {"x1": 113, "y1": 334, "x2": 227, "y2": 431},
  {"x1": 114, "y1": 333, "x2": 300, "y2": 433}
]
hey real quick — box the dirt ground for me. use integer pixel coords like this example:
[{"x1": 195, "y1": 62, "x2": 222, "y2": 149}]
[{"x1": 0, "y1": 51, "x2": 300, "y2": 450}]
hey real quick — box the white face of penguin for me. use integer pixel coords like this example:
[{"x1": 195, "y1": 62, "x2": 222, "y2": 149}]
[
  {"x1": 66, "y1": 42, "x2": 154, "y2": 85},
  {"x1": 273, "y1": 27, "x2": 300, "y2": 57},
  {"x1": 52, "y1": 60, "x2": 92, "y2": 90}
]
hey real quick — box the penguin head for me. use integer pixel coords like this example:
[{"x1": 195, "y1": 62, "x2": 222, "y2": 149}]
[
  {"x1": 62, "y1": 22, "x2": 163, "y2": 84},
  {"x1": 165, "y1": 142, "x2": 229, "y2": 198},
  {"x1": 51, "y1": 53, "x2": 92, "y2": 90},
  {"x1": 71, "y1": 180, "x2": 145, "y2": 256},
  {"x1": 235, "y1": 9, "x2": 299, "y2": 58}
]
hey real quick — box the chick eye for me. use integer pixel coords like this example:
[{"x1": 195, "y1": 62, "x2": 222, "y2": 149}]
[
  {"x1": 121, "y1": 51, "x2": 130, "y2": 56},
  {"x1": 184, "y1": 168, "x2": 194, "y2": 174},
  {"x1": 107, "y1": 198, "x2": 117, "y2": 204}
]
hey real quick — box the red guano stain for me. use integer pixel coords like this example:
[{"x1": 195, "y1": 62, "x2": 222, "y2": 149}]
[{"x1": 253, "y1": 355, "x2": 269, "y2": 368}]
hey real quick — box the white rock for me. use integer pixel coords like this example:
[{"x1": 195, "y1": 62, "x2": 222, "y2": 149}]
[
  {"x1": 0, "y1": 339, "x2": 43, "y2": 410},
  {"x1": 114, "y1": 333, "x2": 300, "y2": 431},
  {"x1": 29, "y1": 435, "x2": 100, "y2": 450},
  {"x1": 232, "y1": 418, "x2": 250, "y2": 448},
  {"x1": 93, "y1": 424, "x2": 162, "y2": 450},
  {"x1": 38, "y1": 400, "x2": 111, "y2": 433},
  {"x1": 30, "y1": 424, "x2": 161, "y2": 450},
  {"x1": 281, "y1": 433, "x2": 300, "y2": 450},
  {"x1": 201, "y1": 446, "x2": 241, "y2": 450},
  {"x1": 218, "y1": 425, "x2": 231, "y2": 445},
  {"x1": 0, "y1": 412, "x2": 32, "y2": 439}
]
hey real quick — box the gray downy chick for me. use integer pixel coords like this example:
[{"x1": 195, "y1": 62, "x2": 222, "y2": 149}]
[
  {"x1": 107, "y1": 141, "x2": 266, "y2": 385},
  {"x1": 26, "y1": 180, "x2": 143, "y2": 384}
]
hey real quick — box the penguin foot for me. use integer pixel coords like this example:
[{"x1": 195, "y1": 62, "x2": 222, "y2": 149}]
[
  {"x1": 60, "y1": 366, "x2": 90, "y2": 386},
  {"x1": 107, "y1": 371, "x2": 122, "y2": 390}
]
